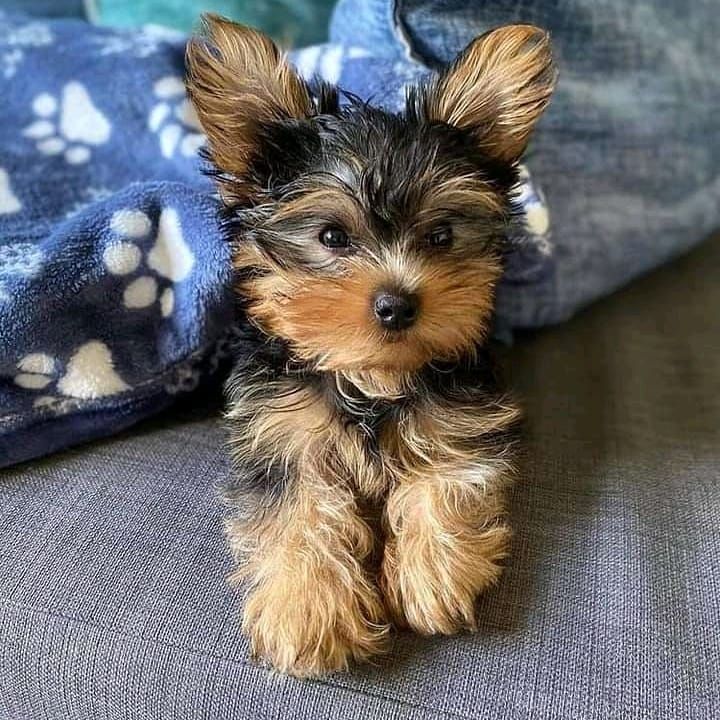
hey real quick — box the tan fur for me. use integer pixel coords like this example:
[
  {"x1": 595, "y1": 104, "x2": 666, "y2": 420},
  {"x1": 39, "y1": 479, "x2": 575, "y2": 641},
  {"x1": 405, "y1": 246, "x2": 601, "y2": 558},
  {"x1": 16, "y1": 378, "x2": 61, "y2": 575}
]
[
  {"x1": 382, "y1": 487, "x2": 511, "y2": 633},
  {"x1": 227, "y1": 370, "x2": 522, "y2": 673},
  {"x1": 338, "y1": 368, "x2": 414, "y2": 400},
  {"x1": 226, "y1": 383, "x2": 389, "y2": 677},
  {"x1": 379, "y1": 393, "x2": 520, "y2": 632},
  {"x1": 186, "y1": 15, "x2": 546, "y2": 677},
  {"x1": 412, "y1": 173, "x2": 506, "y2": 222},
  {"x1": 425, "y1": 24, "x2": 556, "y2": 163},
  {"x1": 226, "y1": 379, "x2": 387, "y2": 501},
  {"x1": 239, "y1": 251, "x2": 502, "y2": 374},
  {"x1": 228, "y1": 484, "x2": 389, "y2": 678},
  {"x1": 185, "y1": 14, "x2": 313, "y2": 200},
  {"x1": 226, "y1": 381, "x2": 333, "y2": 478},
  {"x1": 267, "y1": 187, "x2": 367, "y2": 234}
]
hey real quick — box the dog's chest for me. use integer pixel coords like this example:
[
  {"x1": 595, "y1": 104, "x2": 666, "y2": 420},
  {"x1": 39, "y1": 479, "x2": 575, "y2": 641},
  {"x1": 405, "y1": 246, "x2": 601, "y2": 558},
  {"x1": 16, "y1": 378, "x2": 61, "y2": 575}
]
[{"x1": 325, "y1": 376, "x2": 411, "y2": 497}]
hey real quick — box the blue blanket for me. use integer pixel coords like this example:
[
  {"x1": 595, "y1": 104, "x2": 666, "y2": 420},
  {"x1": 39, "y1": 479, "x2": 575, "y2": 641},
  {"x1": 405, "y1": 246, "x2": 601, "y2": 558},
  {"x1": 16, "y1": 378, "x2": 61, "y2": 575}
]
[
  {"x1": 1, "y1": 2, "x2": 718, "y2": 468},
  {"x1": 0, "y1": 13, "x2": 236, "y2": 466}
]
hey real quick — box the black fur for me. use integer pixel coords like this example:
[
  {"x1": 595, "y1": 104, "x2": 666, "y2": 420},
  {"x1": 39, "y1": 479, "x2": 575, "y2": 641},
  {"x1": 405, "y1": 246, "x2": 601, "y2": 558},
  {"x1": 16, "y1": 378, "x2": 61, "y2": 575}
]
[
  {"x1": 218, "y1": 89, "x2": 520, "y2": 270},
  {"x1": 224, "y1": 324, "x2": 517, "y2": 502},
  {"x1": 219, "y1": 84, "x2": 522, "y2": 504}
]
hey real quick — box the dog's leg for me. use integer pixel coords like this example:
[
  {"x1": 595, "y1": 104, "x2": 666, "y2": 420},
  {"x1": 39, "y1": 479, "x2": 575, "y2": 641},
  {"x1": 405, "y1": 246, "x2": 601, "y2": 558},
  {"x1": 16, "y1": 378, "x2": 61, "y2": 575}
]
[
  {"x1": 226, "y1": 382, "x2": 389, "y2": 677},
  {"x1": 382, "y1": 466, "x2": 511, "y2": 634},
  {"x1": 380, "y1": 399, "x2": 519, "y2": 634}
]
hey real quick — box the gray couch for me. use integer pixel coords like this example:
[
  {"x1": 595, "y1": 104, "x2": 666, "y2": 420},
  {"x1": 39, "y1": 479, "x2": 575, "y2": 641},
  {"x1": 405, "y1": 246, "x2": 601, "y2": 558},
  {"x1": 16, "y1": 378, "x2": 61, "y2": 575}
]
[{"x1": 2, "y1": 235, "x2": 719, "y2": 720}]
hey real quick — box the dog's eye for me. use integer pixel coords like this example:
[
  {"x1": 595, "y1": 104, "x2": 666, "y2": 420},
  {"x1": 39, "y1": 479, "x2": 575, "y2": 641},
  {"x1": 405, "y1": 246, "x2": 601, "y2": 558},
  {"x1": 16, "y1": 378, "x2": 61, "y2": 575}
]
[
  {"x1": 427, "y1": 224, "x2": 453, "y2": 248},
  {"x1": 319, "y1": 226, "x2": 350, "y2": 249}
]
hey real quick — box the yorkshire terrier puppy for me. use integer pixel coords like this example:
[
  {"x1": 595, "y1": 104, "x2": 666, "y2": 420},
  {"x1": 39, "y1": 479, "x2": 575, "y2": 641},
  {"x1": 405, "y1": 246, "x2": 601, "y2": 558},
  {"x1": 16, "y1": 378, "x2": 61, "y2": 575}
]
[{"x1": 187, "y1": 14, "x2": 555, "y2": 677}]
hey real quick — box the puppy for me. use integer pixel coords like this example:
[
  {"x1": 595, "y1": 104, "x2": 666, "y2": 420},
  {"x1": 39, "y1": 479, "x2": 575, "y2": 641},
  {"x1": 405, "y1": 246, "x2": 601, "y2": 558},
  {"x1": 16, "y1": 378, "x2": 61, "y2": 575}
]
[{"x1": 187, "y1": 14, "x2": 555, "y2": 677}]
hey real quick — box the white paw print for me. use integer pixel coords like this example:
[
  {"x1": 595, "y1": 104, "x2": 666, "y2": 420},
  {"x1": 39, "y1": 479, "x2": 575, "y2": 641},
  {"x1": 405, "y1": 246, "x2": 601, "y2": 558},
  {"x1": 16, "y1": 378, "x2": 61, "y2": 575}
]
[
  {"x1": 90, "y1": 23, "x2": 185, "y2": 59},
  {"x1": 14, "y1": 341, "x2": 130, "y2": 402},
  {"x1": 0, "y1": 167, "x2": 21, "y2": 215},
  {"x1": 0, "y1": 16, "x2": 53, "y2": 79},
  {"x1": 516, "y1": 164, "x2": 551, "y2": 238},
  {"x1": 23, "y1": 82, "x2": 111, "y2": 165},
  {"x1": 148, "y1": 76, "x2": 205, "y2": 159},
  {"x1": 103, "y1": 207, "x2": 195, "y2": 315},
  {"x1": 13, "y1": 352, "x2": 56, "y2": 390}
]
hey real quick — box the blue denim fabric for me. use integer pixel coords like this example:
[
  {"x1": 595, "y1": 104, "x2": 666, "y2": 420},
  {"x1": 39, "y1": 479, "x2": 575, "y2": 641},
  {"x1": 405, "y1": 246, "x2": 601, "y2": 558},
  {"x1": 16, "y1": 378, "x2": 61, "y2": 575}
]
[{"x1": 324, "y1": 0, "x2": 720, "y2": 327}]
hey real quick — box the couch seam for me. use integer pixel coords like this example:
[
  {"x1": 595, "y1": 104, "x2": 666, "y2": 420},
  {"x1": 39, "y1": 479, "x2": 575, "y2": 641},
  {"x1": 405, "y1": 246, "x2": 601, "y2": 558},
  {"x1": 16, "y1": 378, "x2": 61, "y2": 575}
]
[{"x1": 1, "y1": 598, "x2": 478, "y2": 720}]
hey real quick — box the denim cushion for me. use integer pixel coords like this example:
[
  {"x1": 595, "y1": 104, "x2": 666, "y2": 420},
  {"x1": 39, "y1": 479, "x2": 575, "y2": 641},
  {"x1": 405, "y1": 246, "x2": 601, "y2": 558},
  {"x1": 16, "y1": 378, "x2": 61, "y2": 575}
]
[
  {"x1": 1, "y1": 234, "x2": 718, "y2": 719},
  {"x1": 330, "y1": 0, "x2": 720, "y2": 328}
]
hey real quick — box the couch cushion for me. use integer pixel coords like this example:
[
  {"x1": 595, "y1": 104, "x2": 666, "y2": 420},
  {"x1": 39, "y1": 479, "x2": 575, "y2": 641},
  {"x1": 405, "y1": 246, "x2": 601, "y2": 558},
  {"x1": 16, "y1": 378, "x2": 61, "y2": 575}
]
[{"x1": 1, "y1": 235, "x2": 719, "y2": 719}]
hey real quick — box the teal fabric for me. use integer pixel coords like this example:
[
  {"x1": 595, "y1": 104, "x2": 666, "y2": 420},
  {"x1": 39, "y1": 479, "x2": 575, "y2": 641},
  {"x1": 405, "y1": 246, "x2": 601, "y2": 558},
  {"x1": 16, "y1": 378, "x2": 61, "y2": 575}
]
[
  {"x1": 97, "y1": 0, "x2": 335, "y2": 46},
  {"x1": 0, "y1": 0, "x2": 85, "y2": 17}
]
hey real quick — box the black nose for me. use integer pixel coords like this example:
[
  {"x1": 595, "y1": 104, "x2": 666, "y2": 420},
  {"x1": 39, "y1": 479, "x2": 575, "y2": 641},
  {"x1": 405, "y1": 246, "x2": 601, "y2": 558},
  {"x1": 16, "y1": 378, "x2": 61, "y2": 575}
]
[{"x1": 373, "y1": 292, "x2": 418, "y2": 331}]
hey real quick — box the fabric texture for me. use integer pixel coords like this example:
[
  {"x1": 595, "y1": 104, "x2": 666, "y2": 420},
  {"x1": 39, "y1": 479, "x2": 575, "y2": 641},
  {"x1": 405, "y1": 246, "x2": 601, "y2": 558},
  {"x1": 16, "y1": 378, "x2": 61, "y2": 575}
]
[
  {"x1": 0, "y1": 12, "x2": 239, "y2": 468},
  {"x1": 2, "y1": 234, "x2": 718, "y2": 720},
  {"x1": 97, "y1": 0, "x2": 336, "y2": 46},
  {"x1": 0, "y1": 9, "x2": 548, "y2": 468},
  {"x1": 0, "y1": 1, "x2": 86, "y2": 19},
  {"x1": 323, "y1": 0, "x2": 720, "y2": 327}
]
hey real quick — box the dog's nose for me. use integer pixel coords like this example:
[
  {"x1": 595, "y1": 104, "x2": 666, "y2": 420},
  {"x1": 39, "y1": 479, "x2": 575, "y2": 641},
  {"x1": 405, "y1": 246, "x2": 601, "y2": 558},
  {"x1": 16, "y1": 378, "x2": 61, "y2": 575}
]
[{"x1": 373, "y1": 292, "x2": 418, "y2": 331}]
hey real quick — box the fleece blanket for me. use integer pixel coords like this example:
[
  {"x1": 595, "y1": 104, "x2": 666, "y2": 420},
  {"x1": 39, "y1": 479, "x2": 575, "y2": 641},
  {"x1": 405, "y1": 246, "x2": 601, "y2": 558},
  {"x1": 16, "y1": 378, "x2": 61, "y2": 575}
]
[{"x1": 1, "y1": 1, "x2": 718, "y2": 467}]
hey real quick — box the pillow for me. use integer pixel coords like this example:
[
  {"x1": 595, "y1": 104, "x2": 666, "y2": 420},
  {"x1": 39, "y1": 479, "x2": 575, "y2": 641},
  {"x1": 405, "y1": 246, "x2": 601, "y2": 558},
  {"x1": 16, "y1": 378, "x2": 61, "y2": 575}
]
[
  {"x1": 324, "y1": 0, "x2": 720, "y2": 328},
  {"x1": 95, "y1": 0, "x2": 336, "y2": 46}
]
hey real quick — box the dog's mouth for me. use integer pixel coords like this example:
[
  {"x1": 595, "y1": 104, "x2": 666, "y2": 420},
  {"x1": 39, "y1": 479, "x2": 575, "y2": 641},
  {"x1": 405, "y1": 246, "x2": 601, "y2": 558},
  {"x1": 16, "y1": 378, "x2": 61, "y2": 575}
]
[{"x1": 379, "y1": 330, "x2": 410, "y2": 345}]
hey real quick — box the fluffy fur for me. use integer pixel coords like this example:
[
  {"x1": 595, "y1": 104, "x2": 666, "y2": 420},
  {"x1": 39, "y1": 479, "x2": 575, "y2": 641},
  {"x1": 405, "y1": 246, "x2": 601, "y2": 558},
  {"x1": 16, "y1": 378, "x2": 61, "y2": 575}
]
[{"x1": 187, "y1": 14, "x2": 555, "y2": 677}]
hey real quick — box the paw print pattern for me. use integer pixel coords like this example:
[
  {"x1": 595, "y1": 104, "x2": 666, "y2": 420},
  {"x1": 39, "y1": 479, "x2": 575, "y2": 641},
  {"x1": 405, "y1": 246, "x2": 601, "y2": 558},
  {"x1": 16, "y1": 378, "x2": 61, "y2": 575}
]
[
  {"x1": 14, "y1": 352, "x2": 55, "y2": 390},
  {"x1": 0, "y1": 15, "x2": 53, "y2": 79},
  {"x1": 14, "y1": 341, "x2": 129, "y2": 401},
  {"x1": 90, "y1": 23, "x2": 185, "y2": 59},
  {"x1": 23, "y1": 82, "x2": 111, "y2": 165},
  {"x1": 103, "y1": 207, "x2": 195, "y2": 315},
  {"x1": 516, "y1": 164, "x2": 550, "y2": 239},
  {"x1": 148, "y1": 76, "x2": 205, "y2": 159},
  {"x1": 292, "y1": 45, "x2": 370, "y2": 84},
  {"x1": 0, "y1": 167, "x2": 21, "y2": 214}
]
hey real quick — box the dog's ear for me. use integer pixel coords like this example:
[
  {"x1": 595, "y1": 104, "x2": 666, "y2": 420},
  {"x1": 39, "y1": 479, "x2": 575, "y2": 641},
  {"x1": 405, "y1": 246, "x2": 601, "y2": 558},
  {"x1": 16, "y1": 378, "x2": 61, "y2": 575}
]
[
  {"x1": 186, "y1": 14, "x2": 314, "y2": 195},
  {"x1": 422, "y1": 25, "x2": 556, "y2": 164}
]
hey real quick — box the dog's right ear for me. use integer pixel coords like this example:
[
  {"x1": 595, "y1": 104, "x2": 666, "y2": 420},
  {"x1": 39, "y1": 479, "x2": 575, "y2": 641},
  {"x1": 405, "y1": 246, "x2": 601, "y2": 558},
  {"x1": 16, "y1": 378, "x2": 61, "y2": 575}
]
[
  {"x1": 421, "y1": 25, "x2": 556, "y2": 164},
  {"x1": 186, "y1": 14, "x2": 314, "y2": 198}
]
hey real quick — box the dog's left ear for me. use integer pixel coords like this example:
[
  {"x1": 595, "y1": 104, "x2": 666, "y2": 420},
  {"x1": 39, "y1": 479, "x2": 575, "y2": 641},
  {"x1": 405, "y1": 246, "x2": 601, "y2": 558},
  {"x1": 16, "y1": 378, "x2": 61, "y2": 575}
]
[
  {"x1": 186, "y1": 14, "x2": 314, "y2": 196},
  {"x1": 422, "y1": 25, "x2": 556, "y2": 164}
]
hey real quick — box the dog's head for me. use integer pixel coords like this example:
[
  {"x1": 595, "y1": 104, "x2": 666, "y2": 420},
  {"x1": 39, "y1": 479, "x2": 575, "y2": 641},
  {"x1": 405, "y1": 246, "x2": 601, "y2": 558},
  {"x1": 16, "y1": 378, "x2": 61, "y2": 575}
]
[{"x1": 187, "y1": 15, "x2": 555, "y2": 374}]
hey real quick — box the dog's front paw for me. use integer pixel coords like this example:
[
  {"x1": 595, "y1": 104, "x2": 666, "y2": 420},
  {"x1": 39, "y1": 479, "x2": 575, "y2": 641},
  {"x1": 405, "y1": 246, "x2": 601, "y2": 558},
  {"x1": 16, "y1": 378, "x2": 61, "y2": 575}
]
[
  {"x1": 382, "y1": 522, "x2": 510, "y2": 635},
  {"x1": 242, "y1": 567, "x2": 390, "y2": 677}
]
